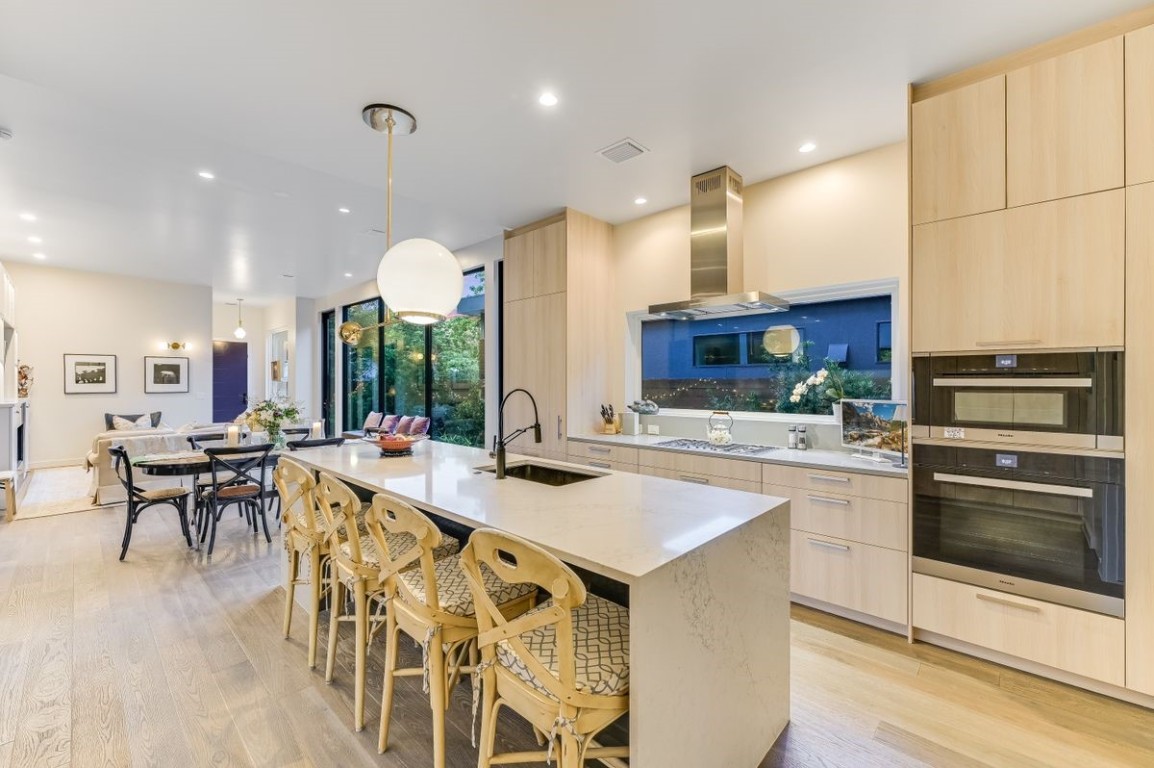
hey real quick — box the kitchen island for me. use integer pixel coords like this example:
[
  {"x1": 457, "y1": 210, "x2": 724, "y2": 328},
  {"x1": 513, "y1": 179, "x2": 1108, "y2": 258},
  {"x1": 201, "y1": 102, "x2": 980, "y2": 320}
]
[{"x1": 288, "y1": 439, "x2": 791, "y2": 767}]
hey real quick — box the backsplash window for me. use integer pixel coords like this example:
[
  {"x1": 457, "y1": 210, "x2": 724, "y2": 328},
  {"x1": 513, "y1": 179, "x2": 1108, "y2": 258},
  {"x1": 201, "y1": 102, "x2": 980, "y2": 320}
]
[{"x1": 641, "y1": 295, "x2": 893, "y2": 415}]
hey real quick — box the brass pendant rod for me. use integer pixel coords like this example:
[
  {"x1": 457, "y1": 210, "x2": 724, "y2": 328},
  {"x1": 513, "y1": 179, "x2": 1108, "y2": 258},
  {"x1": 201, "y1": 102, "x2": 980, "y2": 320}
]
[{"x1": 386, "y1": 111, "x2": 395, "y2": 250}]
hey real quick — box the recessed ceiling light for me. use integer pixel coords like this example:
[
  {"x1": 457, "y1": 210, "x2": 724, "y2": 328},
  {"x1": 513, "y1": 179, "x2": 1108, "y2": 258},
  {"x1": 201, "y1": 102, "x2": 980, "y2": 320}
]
[
  {"x1": 344, "y1": 272, "x2": 353, "y2": 278},
  {"x1": 634, "y1": 197, "x2": 648, "y2": 205},
  {"x1": 32, "y1": 253, "x2": 45, "y2": 260},
  {"x1": 338, "y1": 207, "x2": 350, "y2": 214},
  {"x1": 798, "y1": 142, "x2": 817, "y2": 154},
  {"x1": 538, "y1": 92, "x2": 559, "y2": 107},
  {"x1": 198, "y1": 170, "x2": 216, "y2": 180},
  {"x1": 27, "y1": 236, "x2": 41, "y2": 244},
  {"x1": 18, "y1": 212, "x2": 36, "y2": 222}
]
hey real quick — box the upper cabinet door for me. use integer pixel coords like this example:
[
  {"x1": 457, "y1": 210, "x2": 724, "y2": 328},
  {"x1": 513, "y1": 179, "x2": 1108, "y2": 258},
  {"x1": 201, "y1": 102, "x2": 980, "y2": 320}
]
[
  {"x1": 1006, "y1": 37, "x2": 1125, "y2": 207},
  {"x1": 911, "y1": 76, "x2": 1007, "y2": 225},
  {"x1": 503, "y1": 218, "x2": 567, "y2": 301},
  {"x1": 1127, "y1": 25, "x2": 1154, "y2": 186}
]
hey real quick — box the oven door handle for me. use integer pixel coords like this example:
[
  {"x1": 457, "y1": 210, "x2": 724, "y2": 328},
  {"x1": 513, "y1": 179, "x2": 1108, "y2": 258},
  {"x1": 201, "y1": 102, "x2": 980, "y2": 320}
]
[
  {"x1": 932, "y1": 472, "x2": 1093, "y2": 499},
  {"x1": 931, "y1": 377, "x2": 1093, "y2": 388}
]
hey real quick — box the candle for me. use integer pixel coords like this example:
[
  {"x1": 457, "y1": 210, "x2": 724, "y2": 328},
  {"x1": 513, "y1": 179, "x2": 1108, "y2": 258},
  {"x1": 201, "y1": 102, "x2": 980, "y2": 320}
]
[
  {"x1": 311, "y1": 421, "x2": 324, "y2": 439},
  {"x1": 226, "y1": 425, "x2": 240, "y2": 447}
]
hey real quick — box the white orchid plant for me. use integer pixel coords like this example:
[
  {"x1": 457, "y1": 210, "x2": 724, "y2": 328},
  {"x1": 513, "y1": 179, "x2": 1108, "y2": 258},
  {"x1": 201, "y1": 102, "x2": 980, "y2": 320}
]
[{"x1": 789, "y1": 368, "x2": 829, "y2": 404}]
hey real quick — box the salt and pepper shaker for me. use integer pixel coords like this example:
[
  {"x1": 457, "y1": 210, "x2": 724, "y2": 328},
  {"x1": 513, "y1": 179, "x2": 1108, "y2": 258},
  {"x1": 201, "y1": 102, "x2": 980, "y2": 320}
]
[
  {"x1": 787, "y1": 425, "x2": 798, "y2": 449},
  {"x1": 797, "y1": 425, "x2": 808, "y2": 451}
]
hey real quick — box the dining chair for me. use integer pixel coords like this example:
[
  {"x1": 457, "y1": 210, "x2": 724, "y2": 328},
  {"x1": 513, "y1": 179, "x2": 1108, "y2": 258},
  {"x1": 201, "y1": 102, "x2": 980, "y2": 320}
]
[
  {"x1": 461, "y1": 528, "x2": 630, "y2": 768},
  {"x1": 314, "y1": 471, "x2": 461, "y2": 732},
  {"x1": 200, "y1": 443, "x2": 274, "y2": 555},
  {"x1": 109, "y1": 445, "x2": 193, "y2": 561},
  {"x1": 286, "y1": 437, "x2": 346, "y2": 451},
  {"x1": 274, "y1": 456, "x2": 329, "y2": 668},
  {"x1": 367, "y1": 495, "x2": 538, "y2": 768}
]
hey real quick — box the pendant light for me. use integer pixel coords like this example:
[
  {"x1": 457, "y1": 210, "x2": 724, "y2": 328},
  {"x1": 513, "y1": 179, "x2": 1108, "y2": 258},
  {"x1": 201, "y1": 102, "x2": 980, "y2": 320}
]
[
  {"x1": 233, "y1": 298, "x2": 247, "y2": 339},
  {"x1": 363, "y1": 104, "x2": 463, "y2": 325}
]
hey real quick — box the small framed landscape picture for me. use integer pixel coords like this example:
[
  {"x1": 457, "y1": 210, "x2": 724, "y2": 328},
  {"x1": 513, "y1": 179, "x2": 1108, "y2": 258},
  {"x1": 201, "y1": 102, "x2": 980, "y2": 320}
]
[
  {"x1": 64, "y1": 354, "x2": 117, "y2": 395},
  {"x1": 145, "y1": 356, "x2": 190, "y2": 394}
]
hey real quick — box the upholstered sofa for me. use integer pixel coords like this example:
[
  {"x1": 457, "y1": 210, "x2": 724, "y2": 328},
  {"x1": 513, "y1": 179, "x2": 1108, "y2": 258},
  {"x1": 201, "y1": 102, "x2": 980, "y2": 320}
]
[{"x1": 341, "y1": 412, "x2": 431, "y2": 440}]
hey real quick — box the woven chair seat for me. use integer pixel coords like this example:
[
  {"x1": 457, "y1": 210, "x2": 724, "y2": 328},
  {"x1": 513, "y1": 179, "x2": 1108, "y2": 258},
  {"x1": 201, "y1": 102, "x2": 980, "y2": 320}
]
[
  {"x1": 398, "y1": 555, "x2": 536, "y2": 618},
  {"x1": 338, "y1": 531, "x2": 460, "y2": 572},
  {"x1": 209, "y1": 483, "x2": 262, "y2": 500},
  {"x1": 495, "y1": 594, "x2": 630, "y2": 700},
  {"x1": 139, "y1": 487, "x2": 191, "y2": 502}
]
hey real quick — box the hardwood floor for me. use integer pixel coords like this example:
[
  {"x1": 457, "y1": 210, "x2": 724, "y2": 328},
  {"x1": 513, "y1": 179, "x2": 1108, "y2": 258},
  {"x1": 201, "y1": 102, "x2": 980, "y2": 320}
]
[{"x1": 3, "y1": 505, "x2": 1154, "y2": 767}]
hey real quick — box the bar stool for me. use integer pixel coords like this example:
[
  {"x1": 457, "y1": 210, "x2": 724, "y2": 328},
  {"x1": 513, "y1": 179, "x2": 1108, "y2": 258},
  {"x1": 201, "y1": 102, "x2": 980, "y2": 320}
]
[
  {"x1": 461, "y1": 528, "x2": 630, "y2": 768},
  {"x1": 274, "y1": 457, "x2": 328, "y2": 668}
]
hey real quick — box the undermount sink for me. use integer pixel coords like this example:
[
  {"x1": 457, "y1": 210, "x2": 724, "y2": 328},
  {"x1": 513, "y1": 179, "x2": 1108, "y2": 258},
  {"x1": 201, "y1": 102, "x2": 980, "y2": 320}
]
[{"x1": 478, "y1": 461, "x2": 603, "y2": 487}]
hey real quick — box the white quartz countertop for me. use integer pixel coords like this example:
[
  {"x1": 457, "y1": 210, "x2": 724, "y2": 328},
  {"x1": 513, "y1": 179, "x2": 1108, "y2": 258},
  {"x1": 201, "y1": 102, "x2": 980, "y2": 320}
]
[
  {"x1": 287, "y1": 440, "x2": 789, "y2": 585},
  {"x1": 569, "y1": 432, "x2": 909, "y2": 478}
]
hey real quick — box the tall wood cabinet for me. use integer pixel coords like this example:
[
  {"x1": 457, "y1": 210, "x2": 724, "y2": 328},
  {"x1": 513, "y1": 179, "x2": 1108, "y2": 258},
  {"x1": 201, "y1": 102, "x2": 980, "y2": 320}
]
[
  {"x1": 502, "y1": 210, "x2": 613, "y2": 462},
  {"x1": 1127, "y1": 25, "x2": 1154, "y2": 186}
]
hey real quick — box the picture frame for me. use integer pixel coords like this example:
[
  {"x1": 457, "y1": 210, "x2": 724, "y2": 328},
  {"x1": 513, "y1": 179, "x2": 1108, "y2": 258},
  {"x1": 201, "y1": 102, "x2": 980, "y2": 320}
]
[
  {"x1": 64, "y1": 353, "x2": 117, "y2": 395},
  {"x1": 144, "y1": 356, "x2": 190, "y2": 394}
]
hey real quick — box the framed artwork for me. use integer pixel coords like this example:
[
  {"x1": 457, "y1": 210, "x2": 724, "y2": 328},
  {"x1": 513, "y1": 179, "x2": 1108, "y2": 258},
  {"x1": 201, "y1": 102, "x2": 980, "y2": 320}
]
[
  {"x1": 144, "y1": 356, "x2": 190, "y2": 394},
  {"x1": 64, "y1": 354, "x2": 117, "y2": 394}
]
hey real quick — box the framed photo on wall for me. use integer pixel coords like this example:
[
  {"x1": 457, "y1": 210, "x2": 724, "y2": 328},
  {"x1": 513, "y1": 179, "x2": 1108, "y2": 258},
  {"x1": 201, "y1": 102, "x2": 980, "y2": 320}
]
[
  {"x1": 144, "y1": 356, "x2": 190, "y2": 394},
  {"x1": 64, "y1": 354, "x2": 117, "y2": 394}
]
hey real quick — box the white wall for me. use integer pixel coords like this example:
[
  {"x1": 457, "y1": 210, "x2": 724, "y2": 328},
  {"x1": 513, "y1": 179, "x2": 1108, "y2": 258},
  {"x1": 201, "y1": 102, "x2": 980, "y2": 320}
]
[
  {"x1": 211, "y1": 302, "x2": 265, "y2": 409},
  {"x1": 8, "y1": 263, "x2": 213, "y2": 466}
]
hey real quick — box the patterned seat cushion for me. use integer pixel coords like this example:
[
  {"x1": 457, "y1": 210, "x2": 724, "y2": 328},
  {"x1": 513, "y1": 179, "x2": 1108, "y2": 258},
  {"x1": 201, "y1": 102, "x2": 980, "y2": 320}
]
[
  {"x1": 398, "y1": 556, "x2": 536, "y2": 618},
  {"x1": 338, "y1": 531, "x2": 460, "y2": 570},
  {"x1": 495, "y1": 594, "x2": 629, "y2": 700}
]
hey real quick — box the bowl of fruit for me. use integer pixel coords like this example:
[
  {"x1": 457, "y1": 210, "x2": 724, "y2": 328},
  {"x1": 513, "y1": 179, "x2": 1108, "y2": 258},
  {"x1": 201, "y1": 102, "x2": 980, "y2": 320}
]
[{"x1": 371, "y1": 433, "x2": 428, "y2": 456}]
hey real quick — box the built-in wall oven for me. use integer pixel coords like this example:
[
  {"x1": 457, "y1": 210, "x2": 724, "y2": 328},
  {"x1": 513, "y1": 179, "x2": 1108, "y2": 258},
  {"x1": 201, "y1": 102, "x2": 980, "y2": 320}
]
[
  {"x1": 912, "y1": 444, "x2": 1124, "y2": 617},
  {"x1": 912, "y1": 350, "x2": 1123, "y2": 451}
]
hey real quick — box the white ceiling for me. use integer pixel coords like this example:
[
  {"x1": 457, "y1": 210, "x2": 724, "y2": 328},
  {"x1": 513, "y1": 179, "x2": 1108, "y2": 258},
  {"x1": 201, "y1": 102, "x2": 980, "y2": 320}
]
[{"x1": 0, "y1": 0, "x2": 1149, "y2": 302}]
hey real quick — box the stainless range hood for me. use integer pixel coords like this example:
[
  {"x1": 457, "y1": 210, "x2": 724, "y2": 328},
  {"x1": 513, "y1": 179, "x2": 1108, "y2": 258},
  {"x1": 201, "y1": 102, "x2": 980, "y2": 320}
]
[{"x1": 648, "y1": 166, "x2": 788, "y2": 320}]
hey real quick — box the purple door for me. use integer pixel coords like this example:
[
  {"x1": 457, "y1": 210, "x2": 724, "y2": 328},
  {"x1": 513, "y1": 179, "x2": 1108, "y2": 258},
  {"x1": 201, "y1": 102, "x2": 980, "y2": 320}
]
[{"x1": 213, "y1": 341, "x2": 248, "y2": 422}]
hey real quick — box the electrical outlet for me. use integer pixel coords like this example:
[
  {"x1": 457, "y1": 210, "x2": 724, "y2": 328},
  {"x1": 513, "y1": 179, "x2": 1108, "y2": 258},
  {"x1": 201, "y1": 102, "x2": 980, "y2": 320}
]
[{"x1": 647, "y1": 425, "x2": 660, "y2": 435}]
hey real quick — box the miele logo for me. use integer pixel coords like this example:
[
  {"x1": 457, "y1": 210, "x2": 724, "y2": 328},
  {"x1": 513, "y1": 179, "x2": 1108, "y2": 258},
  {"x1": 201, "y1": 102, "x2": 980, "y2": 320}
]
[
  {"x1": 997, "y1": 433, "x2": 1014, "y2": 438},
  {"x1": 998, "y1": 579, "x2": 1016, "y2": 586}
]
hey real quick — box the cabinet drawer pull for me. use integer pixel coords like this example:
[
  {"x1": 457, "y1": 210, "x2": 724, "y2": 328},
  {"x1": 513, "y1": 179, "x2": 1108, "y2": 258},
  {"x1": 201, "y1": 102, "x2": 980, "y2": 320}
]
[
  {"x1": 807, "y1": 494, "x2": 850, "y2": 506},
  {"x1": 588, "y1": 446, "x2": 612, "y2": 454},
  {"x1": 807, "y1": 538, "x2": 850, "y2": 552},
  {"x1": 588, "y1": 460, "x2": 611, "y2": 469},
  {"x1": 976, "y1": 593, "x2": 1041, "y2": 612},
  {"x1": 679, "y1": 475, "x2": 710, "y2": 485},
  {"x1": 975, "y1": 339, "x2": 1042, "y2": 347},
  {"x1": 807, "y1": 473, "x2": 850, "y2": 484},
  {"x1": 557, "y1": 415, "x2": 562, "y2": 441}
]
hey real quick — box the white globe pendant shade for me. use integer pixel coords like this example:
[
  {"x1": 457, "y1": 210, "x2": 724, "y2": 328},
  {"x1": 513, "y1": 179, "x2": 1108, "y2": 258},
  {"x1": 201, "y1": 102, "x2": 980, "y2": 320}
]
[
  {"x1": 233, "y1": 326, "x2": 247, "y2": 340},
  {"x1": 377, "y1": 238, "x2": 464, "y2": 325}
]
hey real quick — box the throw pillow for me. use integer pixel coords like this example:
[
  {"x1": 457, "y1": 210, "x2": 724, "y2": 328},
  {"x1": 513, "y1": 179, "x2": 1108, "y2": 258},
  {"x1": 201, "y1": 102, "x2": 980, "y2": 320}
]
[
  {"x1": 105, "y1": 411, "x2": 162, "y2": 430},
  {"x1": 409, "y1": 416, "x2": 430, "y2": 436},
  {"x1": 394, "y1": 416, "x2": 415, "y2": 435},
  {"x1": 362, "y1": 411, "x2": 384, "y2": 431},
  {"x1": 112, "y1": 414, "x2": 152, "y2": 430},
  {"x1": 379, "y1": 414, "x2": 400, "y2": 434}
]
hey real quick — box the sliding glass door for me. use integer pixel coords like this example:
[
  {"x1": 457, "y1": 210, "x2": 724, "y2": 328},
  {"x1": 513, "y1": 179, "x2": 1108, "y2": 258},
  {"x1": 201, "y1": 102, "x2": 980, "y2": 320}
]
[{"x1": 342, "y1": 299, "x2": 384, "y2": 431}]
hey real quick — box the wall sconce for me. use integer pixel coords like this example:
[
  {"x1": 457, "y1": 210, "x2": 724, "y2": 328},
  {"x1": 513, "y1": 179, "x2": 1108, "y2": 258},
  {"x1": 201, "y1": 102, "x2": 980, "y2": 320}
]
[{"x1": 161, "y1": 341, "x2": 188, "y2": 351}]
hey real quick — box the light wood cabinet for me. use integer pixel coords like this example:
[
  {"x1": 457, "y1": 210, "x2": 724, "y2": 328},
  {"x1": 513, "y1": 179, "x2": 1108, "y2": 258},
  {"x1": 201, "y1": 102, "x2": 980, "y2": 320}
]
[
  {"x1": 566, "y1": 455, "x2": 636, "y2": 474},
  {"x1": 638, "y1": 465, "x2": 762, "y2": 493},
  {"x1": 764, "y1": 483, "x2": 907, "y2": 551},
  {"x1": 911, "y1": 76, "x2": 1006, "y2": 224},
  {"x1": 912, "y1": 190, "x2": 1125, "y2": 352},
  {"x1": 912, "y1": 574, "x2": 1125, "y2": 686},
  {"x1": 762, "y1": 464, "x2": 907, "y2": 504},
  {"x1": 1006, "y1": 37, "x2": 1124, "y2": 207},
  {"x1": 1126, "y1": 25, "x2": 1154, "y2": 185},
  {"x1": 567, "y1": 441, "x2": 640, "y2": 467},
  {"x1": 502, "y1": 217, "x2": 566, "y2": 301},
  {"x1": 637, "y1": 448, "x2": 762, "y2": 484},
  {"x1": 1125, "y1": 182, "x2": 1154, "y2": 696},
  {"x1": 502, "y1": 293, "x2": 567, "y2": 461},
  {"x1": 791, "y1": 533, "x2": 908, "y2": 625}
]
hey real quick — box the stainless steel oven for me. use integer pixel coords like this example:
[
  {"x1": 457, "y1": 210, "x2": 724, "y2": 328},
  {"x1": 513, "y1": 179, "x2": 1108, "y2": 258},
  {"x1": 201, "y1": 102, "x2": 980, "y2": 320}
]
[
  {"x1": 913, "y1": 444, "x2": 1124, "y2": 617},
  {"x1": 912, "y1": 350, "x2": 1123, "y2": 450}
]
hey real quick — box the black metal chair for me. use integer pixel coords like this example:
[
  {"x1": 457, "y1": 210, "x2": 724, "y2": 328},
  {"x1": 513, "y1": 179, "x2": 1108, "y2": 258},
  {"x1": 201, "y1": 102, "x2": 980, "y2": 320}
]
[
  {"x1": 199, "y1": 443, "x2": 275, "y2": 555},
  {"x1": 285, "y1": 437, "x2": 346, "y2": 451},
  {"x1": 109, "y1": 445, "x2": 193, "y2": 561},
  {"x1": 283, "y1": 427, "x2": 311, "y2": 438}
]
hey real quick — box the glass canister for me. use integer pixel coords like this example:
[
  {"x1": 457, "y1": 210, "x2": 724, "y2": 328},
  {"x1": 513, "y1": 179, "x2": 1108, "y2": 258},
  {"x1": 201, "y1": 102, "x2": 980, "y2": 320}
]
[{"x1": 707, "y1": 411, "x2": 734, "y2": 446}]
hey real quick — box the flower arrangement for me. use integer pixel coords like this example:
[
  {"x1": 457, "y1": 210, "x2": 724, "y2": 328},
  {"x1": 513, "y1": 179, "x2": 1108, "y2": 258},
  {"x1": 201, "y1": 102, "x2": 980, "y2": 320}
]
[
  {"x1": 777, "y1": 359, "x2": 892, "y2": 415},
  {"x1": 242, "y1": 398, "x2": 303, "y2": 435},
  {"x1": 16, "y1": 363, "x2": 32, "y2": 398}
]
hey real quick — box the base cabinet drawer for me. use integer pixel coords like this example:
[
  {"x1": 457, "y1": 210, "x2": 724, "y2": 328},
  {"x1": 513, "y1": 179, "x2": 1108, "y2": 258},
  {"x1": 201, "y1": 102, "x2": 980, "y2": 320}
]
[
  {"x1": 791, "y1": 533, "x2": 908, "y2": 624},
  {"x1": 638, "y1": 449, "x2": 762, "y2": 483},
  {"x1": 639, "y1": 465, "x2": 762, "y2": 493},
  {"x1": 567, "y1": 441, "x2": 639, "y2": 466},
  {"x1": 566, "y1": 455, "x2": 636, "y2": 473},
  {"x1": 766, "y1": 483, "x2": 907, "y2": 551},
  {"x1": 763, "y1": 464, "x2": 907, "y2": 503},
  {"x1": 912, "y1": 574, "x2": 1125, "y2": 686}
]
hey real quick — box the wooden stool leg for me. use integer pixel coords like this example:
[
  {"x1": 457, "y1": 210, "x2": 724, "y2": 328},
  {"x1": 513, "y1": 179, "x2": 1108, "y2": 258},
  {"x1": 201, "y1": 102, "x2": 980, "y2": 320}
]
[
  {"x1": 3, "y1": 480, "x2": 14, "y2": 523},
  {"x1": 283, "y1": 547, "x2": 299, "y2": 639},
  {"x1": 476, "y1": 695, "x2": 500, "y2": 768},
  {"x1": 325, "y1": 578, "x2": 345, "y2": 683},
  {"x1": 377, "y1": 612, "x2": 400, "y2": 754},
  {"x1": 428, "y1": 631, "x2": 448, "y2": 768},
  {"x1": 307, "y1": 548, "x2": 323, "y2": 669},
  {"x1": 353, "y1": 581, "x2": 368, "y2": 731}
]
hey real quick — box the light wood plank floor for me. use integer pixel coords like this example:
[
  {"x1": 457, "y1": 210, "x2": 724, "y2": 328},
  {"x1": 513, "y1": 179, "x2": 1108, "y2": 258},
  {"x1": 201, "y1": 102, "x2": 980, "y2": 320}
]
[{"x1": 3, "y1": 505, "x2": 1154, "y2": 767}]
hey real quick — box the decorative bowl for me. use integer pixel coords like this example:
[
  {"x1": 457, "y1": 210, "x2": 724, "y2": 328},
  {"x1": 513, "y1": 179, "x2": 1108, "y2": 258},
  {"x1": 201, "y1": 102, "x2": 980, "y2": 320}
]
[{"x1": 372, "y1": 433, "x2": 428, "y2": 455}]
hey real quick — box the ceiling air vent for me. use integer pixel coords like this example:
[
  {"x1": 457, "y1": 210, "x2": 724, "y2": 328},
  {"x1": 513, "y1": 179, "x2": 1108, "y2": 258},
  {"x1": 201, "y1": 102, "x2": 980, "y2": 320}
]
[{"x1": 597, "y1": 137, "x2": 649, "y2": 164}]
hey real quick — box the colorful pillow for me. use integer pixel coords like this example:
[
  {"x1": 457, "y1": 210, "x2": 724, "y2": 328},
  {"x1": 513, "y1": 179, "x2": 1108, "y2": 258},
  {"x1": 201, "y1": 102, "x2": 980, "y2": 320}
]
[
  {"x1": 362, "y1": 411, "x2": 384, "y2": 431},
  {"x1": 394, "y1": 416, "x2": 415, "y2": 435},
  {"x1": 105, "y1": 411, "x2": 162, "y2": 430},
  {"x1": 112, "y1": 414, "x2": 153, "y2": 430},
  {"x1": 409, "y1": 416, "x2": 430, "y2": 436},
  {"x1": 379, "y1": 414, "x2": 400, "y2": 434}
]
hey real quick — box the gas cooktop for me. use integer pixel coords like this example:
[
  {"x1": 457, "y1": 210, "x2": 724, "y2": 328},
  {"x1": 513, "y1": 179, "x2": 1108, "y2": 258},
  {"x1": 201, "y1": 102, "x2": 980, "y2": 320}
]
[{"x1": 655, "y1": 438, "x2": 779, "y2": 456}]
